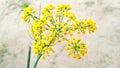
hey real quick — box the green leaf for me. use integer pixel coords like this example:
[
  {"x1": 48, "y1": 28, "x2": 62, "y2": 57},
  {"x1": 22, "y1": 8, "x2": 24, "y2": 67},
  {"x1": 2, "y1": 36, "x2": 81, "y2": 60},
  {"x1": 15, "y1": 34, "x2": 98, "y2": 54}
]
[{"x1": 23, "y1": 3, "x2": 29, "y2": 8}]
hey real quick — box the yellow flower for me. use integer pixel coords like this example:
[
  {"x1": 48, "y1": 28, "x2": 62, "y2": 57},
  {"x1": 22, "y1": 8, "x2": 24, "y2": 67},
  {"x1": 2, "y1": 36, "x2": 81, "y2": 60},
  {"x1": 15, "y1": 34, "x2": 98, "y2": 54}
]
[
  {"x1": 72, "y1": 55, "x2": 77, "y2": 59},
  {"x1": 21, "y1": 4, "x2": 96, "y2": 60},
  {"x1": 65, "y1": 37, "x2": 87, "y2": 59},
  {"x1": 86, "y1": 18, "x2": 96, "y2": 33},
  {"x1": 70, "y1": 33, "x2": 73, "y2": 36},
  {"x1": 57, "y1": 4, "x2": 71, "y2": 11},
  {"x1": 43, "y1": 4, "x2": 54, "y2": 10},
  {"x1": 20, "y1": 5, "x2": 36, "y2": 23},
  {"x1": 47, "y1": 47, "x2": 55, "y2": 53},
  {"x1": 42, "y1": 54, "x2": 45, "y2": 60},
  {"x1": 48, "y1": 37, "x2": 53, "y2": 41},
  {"x1": 77, "y1": 31, "x2": 81, "y2": 34},
  {"x1": 68, "y1": 49, "x2": 74, "y2": 56},
  {"x1": 57, "y1": 39, "x2": 61, "y2": 43},
  {"x1": 65, "y1": 47, "x2": 69, "y2": 50},
  {"x1": 65, "y1": 11, "x2": 76, "y2": 20},
  {"x1": 62, "y1": 37, "x2": 66, "y2": 40},
  {"x1": 45, "y1": 41, "x2": 50, "y2": 45},
  {"x1": 64, "y1": 32, "x2": 67, "y2": 35}
]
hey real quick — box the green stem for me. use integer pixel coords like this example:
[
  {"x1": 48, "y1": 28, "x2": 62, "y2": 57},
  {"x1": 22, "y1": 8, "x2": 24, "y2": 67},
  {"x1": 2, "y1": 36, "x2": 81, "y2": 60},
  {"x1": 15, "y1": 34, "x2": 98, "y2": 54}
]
[
  {"x1": 61, "y1": 15, "x2": 63, "y2": 22},
  {"x1": 34, "y1": 53, "x2": 42, "y2": 68},
  {"x1": 52, "y1": 16, "x2": 56, "y2": 23},
  {"x1": 29, "y1": 14, "x2": 38, "y2": 20},
  {"x1": 27, "y1": 46, "x2": 31, "y2": 68}
]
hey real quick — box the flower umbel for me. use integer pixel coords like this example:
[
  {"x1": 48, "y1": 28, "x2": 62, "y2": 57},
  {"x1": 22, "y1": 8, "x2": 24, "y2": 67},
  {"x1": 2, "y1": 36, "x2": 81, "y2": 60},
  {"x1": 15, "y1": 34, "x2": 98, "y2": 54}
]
[
  {"x1": 20, "y1": 5, "x2": 37, "y2": 23},
  {"x1": 65, "y1": 37, "x2": 87, "y2": 59},
  {"x1": 20, "y1": 4, "x2": 96, "y2": 60}
]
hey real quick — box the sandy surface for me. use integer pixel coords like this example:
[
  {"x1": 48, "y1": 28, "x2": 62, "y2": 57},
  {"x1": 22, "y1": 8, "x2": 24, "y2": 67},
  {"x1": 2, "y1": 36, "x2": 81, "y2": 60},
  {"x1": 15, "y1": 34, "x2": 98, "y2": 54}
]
[{"x1": 0, "y1": 0, "x2": 120, "y2": 68}]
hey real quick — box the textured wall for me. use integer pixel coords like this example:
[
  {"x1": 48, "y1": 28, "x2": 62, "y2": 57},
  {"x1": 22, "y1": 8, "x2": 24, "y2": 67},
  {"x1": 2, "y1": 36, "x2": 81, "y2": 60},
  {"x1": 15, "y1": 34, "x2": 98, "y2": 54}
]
[{"x1": 0, "y1": 0, "x2": 120, "y2": 68}]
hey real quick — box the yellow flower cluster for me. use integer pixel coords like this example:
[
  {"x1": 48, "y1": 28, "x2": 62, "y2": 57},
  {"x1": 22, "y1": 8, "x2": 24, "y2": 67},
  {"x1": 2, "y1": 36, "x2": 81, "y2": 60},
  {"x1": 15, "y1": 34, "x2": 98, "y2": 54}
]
[
  {"x1": 20, "y1": 4, "x2": 96, "y2": 60},
  {"x1": 57, "y1": 4, "x2": 71, "y2": 11},
  {"x1": 71, "y1": 18, "x2": 96, "y2": 34},
  {"x1": 20, "y1": 5, "x2": 36, "y2": 23},
  {"x1": 65, "y1": 37, "x2": 87, "y2": 59},
  {"x1": 42, "y1": 4, "x2": 54, "y2": 20}
]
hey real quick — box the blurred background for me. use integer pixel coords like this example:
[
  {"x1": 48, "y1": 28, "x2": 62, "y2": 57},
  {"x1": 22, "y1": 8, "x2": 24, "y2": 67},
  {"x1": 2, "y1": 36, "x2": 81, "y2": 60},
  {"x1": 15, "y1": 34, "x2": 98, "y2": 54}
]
[{"x1": 0, "y1": 0, "x2": 120, "y2": 68}]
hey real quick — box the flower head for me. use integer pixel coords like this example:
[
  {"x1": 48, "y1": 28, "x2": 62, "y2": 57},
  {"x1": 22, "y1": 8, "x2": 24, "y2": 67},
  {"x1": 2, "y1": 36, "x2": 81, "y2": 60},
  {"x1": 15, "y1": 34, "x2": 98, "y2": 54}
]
[
  {"x1": 20, "y1": 4, "x2": 96, "y2": 60},
  {"x1": 20, "y1": 5, "x2": 36, "y2": 23},
  {"x1": 65, "y1": 37, "x2": 87, "y2": 59}
]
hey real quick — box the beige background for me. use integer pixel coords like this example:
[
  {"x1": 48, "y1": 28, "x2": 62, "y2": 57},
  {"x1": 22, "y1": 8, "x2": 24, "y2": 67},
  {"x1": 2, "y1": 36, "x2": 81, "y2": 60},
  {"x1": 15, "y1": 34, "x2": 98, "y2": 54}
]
[{"x1": 0, "y1": 0, "x2": 120, "y2": 68}]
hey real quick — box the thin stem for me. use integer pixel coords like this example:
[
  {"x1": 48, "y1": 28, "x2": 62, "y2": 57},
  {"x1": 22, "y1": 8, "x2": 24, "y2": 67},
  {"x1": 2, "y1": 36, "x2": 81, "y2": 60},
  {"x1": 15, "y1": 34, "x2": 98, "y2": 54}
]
[
  {"x1": 52, "y1": 16, "x2": 56, "y2": 23},
  {"x1": 34, "y1": 53, "x2": 42, "y2": 68},
  {"x1": 38, "y1": 3, "x2": 41, "y2": 17},
  {"x1": 27, "y1": 46, "x2": 31, "y2": 68},
  {"x1": 29, "y1": 14, "x2": 38, "y2": 20},
  {"x1": 61, "y1": 15, "x2": 64, "y2": 22},
  {"x1": 59, "y1": 16, "x2": 61, "y2": 22}
]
